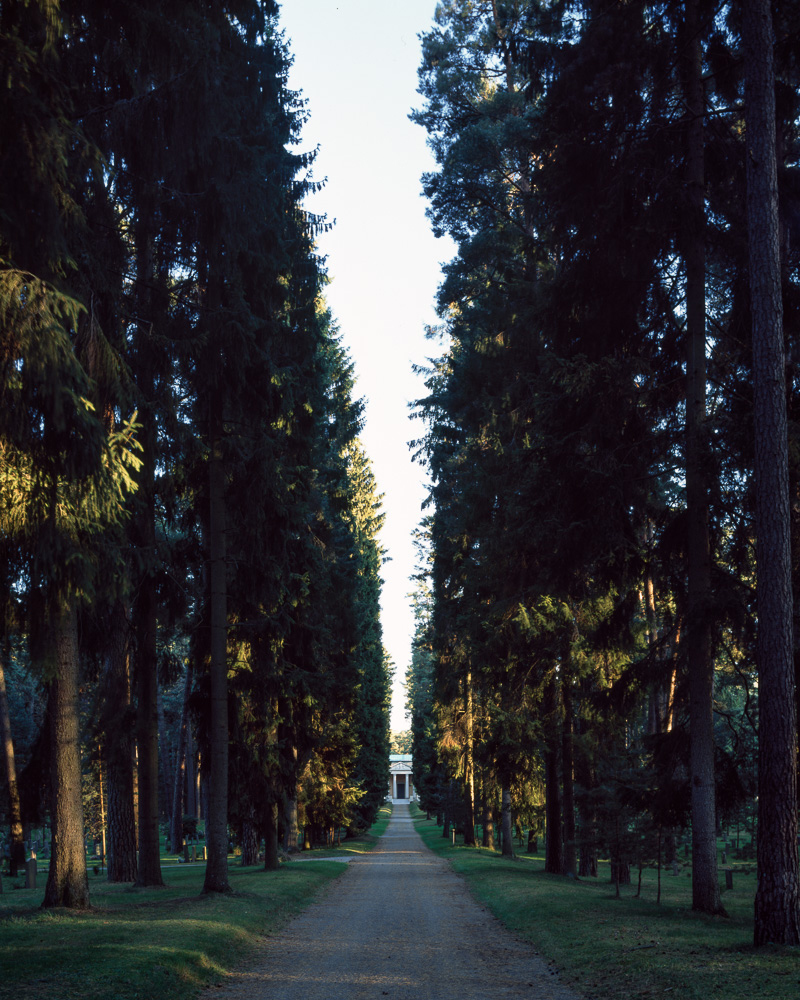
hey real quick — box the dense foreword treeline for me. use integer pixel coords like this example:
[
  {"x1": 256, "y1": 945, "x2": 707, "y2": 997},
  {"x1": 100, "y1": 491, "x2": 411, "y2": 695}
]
[
  {"x1": 0, "y1": 0, "x2": 390, "y2": 907},
  {"x1": 409, "y1": 0, "x2": 800, "y2": 945}
]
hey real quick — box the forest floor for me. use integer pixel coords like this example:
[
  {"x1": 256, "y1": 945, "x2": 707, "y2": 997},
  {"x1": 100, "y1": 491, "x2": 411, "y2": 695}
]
[{"x1": 412, "y1": 808, "x2": 799, "y2": 1000}]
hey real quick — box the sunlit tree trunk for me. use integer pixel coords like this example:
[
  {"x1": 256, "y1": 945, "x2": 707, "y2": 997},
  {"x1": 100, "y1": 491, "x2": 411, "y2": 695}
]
[
  {"x1": 0, "y1": 651, "x2": 24, "y2": 877},
  {"x1": 745, "y1": 0, "x2": 800, "y2": 946},
  {"x1": 462, "y1": 670, "x2": 476, "y2": 845},
  {"x1": 43, "y1": 598, "x2": 90, "y2": 909}
]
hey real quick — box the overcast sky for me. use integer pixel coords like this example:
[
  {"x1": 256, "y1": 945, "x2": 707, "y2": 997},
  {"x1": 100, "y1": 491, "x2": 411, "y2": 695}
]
[{"x1": 277, "y1": 1, "x2": 453, "y2": 730}]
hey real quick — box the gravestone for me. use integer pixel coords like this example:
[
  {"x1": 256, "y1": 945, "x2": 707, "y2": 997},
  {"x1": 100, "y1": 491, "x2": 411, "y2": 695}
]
[
  {"x1": 725, "y1": 868, "x2": 733, "y2": 890},
  {"x1": 671, "y1": 859, "x2": 680, "y2": 876},
  {"x1": 25, "y1": 857, "x2": 36, "y2": 890}
]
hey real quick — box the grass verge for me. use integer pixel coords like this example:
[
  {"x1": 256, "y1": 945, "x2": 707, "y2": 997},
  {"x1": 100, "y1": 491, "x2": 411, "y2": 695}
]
[
  {"x1": 0, "y1": 806, "x2": 392, "y2": 1000},
  {"x1": 410, "y1": 806, "x2": 799, "y2": 1000}
]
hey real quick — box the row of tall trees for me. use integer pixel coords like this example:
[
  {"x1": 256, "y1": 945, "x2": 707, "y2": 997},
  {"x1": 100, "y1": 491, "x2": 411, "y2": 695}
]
[
  {"x1": 0, "y1": 0, "x2": 390, "y2": 908},
  {"x1": 408, "y1": 0, "x2": 799, "y2": 945}
]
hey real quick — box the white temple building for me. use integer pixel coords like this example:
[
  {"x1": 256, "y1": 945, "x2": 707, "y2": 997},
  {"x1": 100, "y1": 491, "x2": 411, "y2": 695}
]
[{"x1": 388, "y1": 753, "x2": 415, "y2": 803}]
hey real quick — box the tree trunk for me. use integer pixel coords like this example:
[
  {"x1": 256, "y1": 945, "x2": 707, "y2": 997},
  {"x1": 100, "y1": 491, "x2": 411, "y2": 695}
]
[
  {"x1": 482, "y1": 774, "x2": 495, "y2": 850},
  {"x1": 134, "y1": 566, "x2": 163, "y2": 887},
  {"x1": 264, "y1": 801, "x2": 279, "y2": 870},
  {"x1": 561, "y1": 678, "x2": 577, "y2": 878},
  {"x1": 104, "y1": 601, "x2": 138, "y2": 883},
  {"x1": 682, "y1": 0, "x2": 724, "y2": 916},
  {"x1": 169, "y1": 664, "x2": 193, "y2": 857},
  {"x1": 42, "y1": 598, "x2": 90, "y2": 909},
  {"x1": 157, "y1": 685, "x2": 173, "y2": 834},
  {"x1": 500, "y1": 786, "x2": 514, "y2": 858},
  {"x1": 202, "y1": 401, "x2": 231, "y2": 894},
  {"x1": 240, "y1": 817, "x2": 259, "y2": 866},
  {"x1": 0, "y1": 652, "x2": 24, "y2": 877},
  {"x1": 544, "y1": 676, "x2": 563, "y2": 874},
  {"x1": 744, "y1": 0, "x2": 800, "y2": 946},
  {"x1": 132, "y1": 216, "x2": 163, "y2": 889},
  {"x1": 462, "y1": 671, "x2": 476, "y2": 846}
]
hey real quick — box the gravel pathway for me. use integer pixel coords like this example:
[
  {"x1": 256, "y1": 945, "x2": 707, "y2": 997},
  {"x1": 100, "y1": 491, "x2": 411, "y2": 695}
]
[{"x1": 205, "y1": 803, "x2": 583, "y2": 1000}]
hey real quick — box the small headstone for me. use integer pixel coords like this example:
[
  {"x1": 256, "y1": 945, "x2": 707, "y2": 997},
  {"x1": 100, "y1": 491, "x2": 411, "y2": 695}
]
[
  {"x1": 25, "y1": 858, "x2": 36, "y2": 890},
  {"x1": 721, "y1": 850, "x2": 727, "y2": 864},
  {"x1": 671, "y1": 859, "x2": 679, "y2": 877},
  {"x1": 725, "y1": 868, "x2": 733, "y2": 890}
]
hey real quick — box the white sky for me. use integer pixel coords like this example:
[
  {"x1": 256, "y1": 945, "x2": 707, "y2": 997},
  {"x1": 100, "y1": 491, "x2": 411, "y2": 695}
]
[{"x1": 278, "y1": 1, "x2": 453, "y2": 731}]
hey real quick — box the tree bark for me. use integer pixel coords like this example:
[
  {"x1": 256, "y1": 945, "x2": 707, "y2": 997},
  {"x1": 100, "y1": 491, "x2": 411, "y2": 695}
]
[
  {"x1": 240, "y1": 816, "x2": 259, "y2": 866},
  {"x1": 134, "y1": 566, "x2": 163, "y2": 887},
  {"x1": 42, "y1": 598, "x2": 90, "y2": 909},
  {"x1": 544, "y1": 676, "x2": 563, "y2": 874},
  {"x1": 561, "y1": 678, "x2": 577, "y2": 878},
  {"x1": 132, "y1": 216, "x2": 163, "y2": 889},
  {"x1": 462, "y1": 671, "x2": 476, "y2": 846},
  {"x1": 202, "y1": 400, "x2": 231, "y2": 894},
  {"x1": 744, "y1": 0, "x2": 800, "y2": 946},
  {"x1": 264, "y1": 801, "x2": 279, "y2": 870},
  {"x1": 682, "y1": 0, "x2": 724, "y2": 916},
  {"x1": 500, "y1": 786, "x2": 514, "y2": 858},
  {"x1": 104, "y1": 600, "x2": 138, "y2": 883},
  {"x1": 169, "y1": 664, "x2": 193, "y2": 857}
]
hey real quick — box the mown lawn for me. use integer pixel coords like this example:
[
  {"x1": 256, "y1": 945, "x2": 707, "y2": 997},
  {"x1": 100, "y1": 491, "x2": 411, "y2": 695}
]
[
  {"x1": 0, "y1": 804, "x2": 392, "y2": 1000},
  {"x1": 411, "y1": 806, "x2": 799, "y2": 1000}
]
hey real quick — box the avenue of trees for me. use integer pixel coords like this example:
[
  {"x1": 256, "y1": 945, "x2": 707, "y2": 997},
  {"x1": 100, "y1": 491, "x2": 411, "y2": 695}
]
[
  {"x1": 0, "y1": 0, "x2": 391, "y2": 908},
  {"x1": 407, "y1": 0, "x2": 800, "y2": 946}
]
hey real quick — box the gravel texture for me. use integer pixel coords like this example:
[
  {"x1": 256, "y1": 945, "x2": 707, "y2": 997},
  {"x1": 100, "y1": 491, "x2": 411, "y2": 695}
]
[{"x1": 205, "y1": 803, "x2": 583, "y2": 1000}]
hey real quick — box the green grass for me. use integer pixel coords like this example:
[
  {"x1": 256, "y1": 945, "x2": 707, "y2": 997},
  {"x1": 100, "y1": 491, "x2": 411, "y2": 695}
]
[
  {"x1": 0, "y1": 806, "x2": 392, "y2": 1000},
  {"x1": 410, "y1": 806, "x2": 800, "y2": 1000}
]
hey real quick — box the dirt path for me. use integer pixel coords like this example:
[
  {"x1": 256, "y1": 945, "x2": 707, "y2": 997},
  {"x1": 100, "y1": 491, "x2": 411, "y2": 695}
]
[{"x1": 206, "y1": 804, "x2": 582, "y2": 1000}]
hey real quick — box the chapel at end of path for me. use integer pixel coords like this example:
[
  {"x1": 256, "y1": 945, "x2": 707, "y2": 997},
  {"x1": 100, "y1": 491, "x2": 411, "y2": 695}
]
[{"x1": 388, "y1": 753, "x2": 416, "y2": 803}]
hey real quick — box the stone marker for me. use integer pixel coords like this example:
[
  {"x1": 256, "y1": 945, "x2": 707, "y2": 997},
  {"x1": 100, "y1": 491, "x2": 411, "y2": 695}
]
[{"x1": 25, "y1": 857, "x2": 36, "y2": 890}]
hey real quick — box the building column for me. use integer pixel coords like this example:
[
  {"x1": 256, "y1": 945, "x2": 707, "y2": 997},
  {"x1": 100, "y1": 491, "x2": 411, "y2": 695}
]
[{"x1": 392, "y1": 774, "x2": 396, "y2": 800}]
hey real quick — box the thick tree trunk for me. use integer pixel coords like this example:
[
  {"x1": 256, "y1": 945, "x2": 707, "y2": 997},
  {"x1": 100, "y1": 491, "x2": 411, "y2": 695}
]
[
  {"x1": 682, "y1": 0, "x2": 724, "y2": 916},
  {"x1": 264, "y1": 801, "x2": 279, "y2": 870},
  {"x1": 500, "y1": 786, "x2": 514, "y2": 858},
  {"x1": 0, "y1": 654, "x2": 25, "y2": 877},
  {"x1": 744, "y1": 0, "x2": 800, "y2": 946},
  {"x1": 169, "y1": 664, "x2": 193, "y2": 857},
  {"x1": 42, "y1": 598, "x2": 90, "y2": 909},
  {"x1": 202, "y1": 405, "x2": 231, "y2": 894},
  {"x1": 104, "y1": 601, "x2": 138, "y2": 883},
  {"x1": 240, "y1": 817, "x2": 259, "y2": 866}
]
